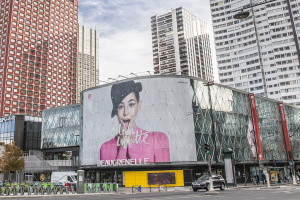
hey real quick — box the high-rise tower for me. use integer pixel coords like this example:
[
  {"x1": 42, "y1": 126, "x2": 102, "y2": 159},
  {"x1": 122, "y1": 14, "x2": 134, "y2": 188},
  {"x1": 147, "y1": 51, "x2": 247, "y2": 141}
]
[
  {"x1": 77, "y1": 24, "x2": 99, "y2": 103},
  {"x1": 0, "y1": 0, "x2": 79, "y2": 117},
  {"x1": 211, "y1": 0, "x2": 300, "y2": 105},
  {"x1": 151, "y1": 7, "x2": 213, "y2": 80}
]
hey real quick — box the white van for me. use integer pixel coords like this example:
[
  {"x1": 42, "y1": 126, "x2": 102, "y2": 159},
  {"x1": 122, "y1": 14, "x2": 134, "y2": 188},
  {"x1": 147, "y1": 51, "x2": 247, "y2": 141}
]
[{"x1": 51, "y1": 171, "x2": 77, "y2": 189}]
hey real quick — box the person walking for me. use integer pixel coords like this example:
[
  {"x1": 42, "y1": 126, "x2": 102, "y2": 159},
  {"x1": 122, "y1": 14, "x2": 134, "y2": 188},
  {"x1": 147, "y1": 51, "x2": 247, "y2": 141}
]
[
  {"x1": 262, "y1": 173, "x2": 266, "y2": 184},
  {"x1": 255, "y1": 174, "x2": 259, "y2": 185}
]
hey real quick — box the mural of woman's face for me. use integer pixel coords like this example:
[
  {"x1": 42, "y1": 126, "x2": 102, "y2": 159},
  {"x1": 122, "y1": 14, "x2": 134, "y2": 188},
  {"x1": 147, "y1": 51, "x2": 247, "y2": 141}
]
[{"x1": 116, "y1": 92, "x2": 142, "y2": 130}]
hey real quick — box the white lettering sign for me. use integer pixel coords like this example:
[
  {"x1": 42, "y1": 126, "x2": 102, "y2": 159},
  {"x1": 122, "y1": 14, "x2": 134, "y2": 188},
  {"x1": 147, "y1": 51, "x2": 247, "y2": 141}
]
[{"x1": 97, "y1": 158, "x2": 150, "y2": 167}]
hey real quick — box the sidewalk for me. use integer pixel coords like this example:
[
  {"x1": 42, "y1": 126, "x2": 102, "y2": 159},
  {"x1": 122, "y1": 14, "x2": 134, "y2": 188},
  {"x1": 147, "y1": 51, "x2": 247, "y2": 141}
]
[
  {"x1": 236, "y1": 181, "x2": 300, "y2": 189},
  {"x1": 0, "y1": 192, "x2": 117, "y2": 198},
  {"x1": 118, "y1": 186, "x2": 192, "y2": 194}
]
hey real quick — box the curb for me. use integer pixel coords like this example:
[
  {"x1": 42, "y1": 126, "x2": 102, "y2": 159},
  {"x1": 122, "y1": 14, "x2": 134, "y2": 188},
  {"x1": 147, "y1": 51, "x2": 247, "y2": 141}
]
[
  {"x1": 259, "y1": 186, "x2": 280, "y2": 190},
  {"x1": 205, "y1": 191, "x2": 220, "y2": 195}
]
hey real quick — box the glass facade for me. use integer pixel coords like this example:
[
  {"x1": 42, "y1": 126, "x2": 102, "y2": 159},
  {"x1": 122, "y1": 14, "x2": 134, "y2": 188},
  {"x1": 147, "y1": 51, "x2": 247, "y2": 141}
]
[
  {"x1": 23, "y1": 116, "x2": 42, "y2": 151},
  {"x1": 0, "y1": 115, "x2": 41, "y2": 151},
  {"x1": 0, "y1": 116, "x2": 15, "y2": 144},
  {"x1": 284, "y1": 104, "x2": 300, "y2": 160},
  {"x1": 191, "y1": 79, "x2": 254, "y2": 162},
  {"x1": 255, "y1": 97, "x2": 286, "y2": 161},
  {"x1": 42, "y1": 104, "x2": 80, "y2": 148}
]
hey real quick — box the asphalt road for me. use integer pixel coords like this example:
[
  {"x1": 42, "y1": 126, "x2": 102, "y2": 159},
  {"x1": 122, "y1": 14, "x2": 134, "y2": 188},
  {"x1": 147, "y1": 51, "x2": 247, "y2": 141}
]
[{"x1": 4, "y1": 186, "x2": 300, "y2": 200}]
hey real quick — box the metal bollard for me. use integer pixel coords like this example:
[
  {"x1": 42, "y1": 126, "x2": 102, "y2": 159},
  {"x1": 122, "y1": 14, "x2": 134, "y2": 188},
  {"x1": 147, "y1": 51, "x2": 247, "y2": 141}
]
[
  {"x1": 5, "y1": 187, "x2": 9, "y2": 196},
  {"x1": 40, "y1": 187, "x2": 44, "y2": 195},
  {"x1": 65, "y1": 186, "x2": 69, "y2": 194},
  {"x1": 27, "y1": 187, "x2": 31, "y2": 195},
  {"x1": 108, "y1": 186, "x2": 111, "y2": 193},
  {"x1": 34, "y1": 186, "x2": 38, "y2": 195},
  {"x1": 97, "y1": 186, "x2": 101, "y2": 193},
  {"x1": 59, "y1": 186, "x2": 63, "y2": 194},
  {"x1": 92, "y1": 185, "x2": 96, "y2": 193},
  {"x1": 20, "y1": 187, "x2": 24, "y2": 195},
  {"x1": 102, "y1": 185, "x2": 106, "y2": 193},
  {"x1": 53, "y1": 187, "x2": 57, "y2": 195},
  {"x1": 71, "y1": 186, "x2": 75, "y2": 194}
]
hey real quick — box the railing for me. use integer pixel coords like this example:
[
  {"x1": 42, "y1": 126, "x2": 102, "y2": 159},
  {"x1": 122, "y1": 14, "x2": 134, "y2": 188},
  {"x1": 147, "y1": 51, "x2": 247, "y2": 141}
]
[
  {"x1": 99, "y1": 70, "x2": 185, "y2": 86},
  {"x1": 23, "y1": 152, "x2": 79, "y2": 172}
]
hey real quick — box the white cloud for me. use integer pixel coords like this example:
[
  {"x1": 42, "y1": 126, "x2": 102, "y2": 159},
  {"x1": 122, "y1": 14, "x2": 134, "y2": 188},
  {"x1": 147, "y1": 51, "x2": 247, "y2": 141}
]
[{"x1": 78, "y1": 0, "x2": 218, "y2": 82}]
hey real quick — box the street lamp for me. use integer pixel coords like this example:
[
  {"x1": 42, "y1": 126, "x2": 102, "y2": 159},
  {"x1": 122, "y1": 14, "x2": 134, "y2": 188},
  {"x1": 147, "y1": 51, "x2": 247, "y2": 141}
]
[
  {"x1": 233, "y1": 10, "x2": 250, "y2": 19},
  {"x1": 108, "y1": 78, "x2": 118, "y2": 82},
  {"x1": 118, "y1": 75, "x2": 127, "y2": 79},
  {"x1": 232, "y1": 0, "x2": 276, "y2": 19},
  {"x1": 130, "y1": 73, "x2": 138, "y2": 77}
]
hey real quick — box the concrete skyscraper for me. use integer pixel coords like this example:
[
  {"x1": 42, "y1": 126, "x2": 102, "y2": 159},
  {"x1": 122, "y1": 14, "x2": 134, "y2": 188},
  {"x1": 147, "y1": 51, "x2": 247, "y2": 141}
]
[
  {"x1": 211, "y1": 0, "x2": 300, "y2": 105},
  {"x1": 0, "y1": 0, "x2": 79, "y2": 117},
  {"x1": 77, "y1": 24, "x2": 99, "y2": 102},
  {"x1": 151, "y1": 7, "x2": 213, "y2": 80}
]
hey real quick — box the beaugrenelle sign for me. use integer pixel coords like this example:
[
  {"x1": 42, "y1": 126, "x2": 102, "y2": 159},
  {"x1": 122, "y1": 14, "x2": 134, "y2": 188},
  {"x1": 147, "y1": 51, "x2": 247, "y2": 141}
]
[{"x1": 97, "y1": 158, "x2": 149, "y2": 167}]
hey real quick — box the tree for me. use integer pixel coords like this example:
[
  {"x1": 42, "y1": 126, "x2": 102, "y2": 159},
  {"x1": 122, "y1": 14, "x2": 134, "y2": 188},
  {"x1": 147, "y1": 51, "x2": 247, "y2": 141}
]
[{"x1": 0, "y1": 141, "x2": 24, "y2": 182}]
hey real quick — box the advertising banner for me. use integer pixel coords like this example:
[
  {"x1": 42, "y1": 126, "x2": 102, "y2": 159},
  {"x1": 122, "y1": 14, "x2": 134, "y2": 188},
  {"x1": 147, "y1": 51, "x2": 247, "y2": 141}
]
[
  {"x1": 270, "y1": 171, "x2": 278, "y2": 182},
  {"x1": 148, "y1": 173, "x2": 176, "y2": 185},
  {"x1": 82, "y1": 77, "x2": 197, "y2": 166}
]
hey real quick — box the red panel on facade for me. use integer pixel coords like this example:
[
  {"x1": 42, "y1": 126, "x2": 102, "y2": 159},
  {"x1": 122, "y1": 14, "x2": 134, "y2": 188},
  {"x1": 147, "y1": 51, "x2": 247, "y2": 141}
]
[
  {"x1": 249, "y1": 94, "x2": 264, "y2": 161},
  {"x1": 279, "y1": 102, "x2": 293, "y2": 160}
]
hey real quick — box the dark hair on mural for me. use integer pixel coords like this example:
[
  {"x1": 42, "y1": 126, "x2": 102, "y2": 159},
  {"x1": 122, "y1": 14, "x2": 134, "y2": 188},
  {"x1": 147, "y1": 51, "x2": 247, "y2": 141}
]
[{"x1": 110, "y1": 80, "x2": 142, "y2": 118}]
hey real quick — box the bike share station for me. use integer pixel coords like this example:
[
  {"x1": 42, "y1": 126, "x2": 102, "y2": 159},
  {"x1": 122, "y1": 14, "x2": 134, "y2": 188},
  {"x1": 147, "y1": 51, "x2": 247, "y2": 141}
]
[{"x1": 0, "y1": 170, "x2": 118, "y2": 196}]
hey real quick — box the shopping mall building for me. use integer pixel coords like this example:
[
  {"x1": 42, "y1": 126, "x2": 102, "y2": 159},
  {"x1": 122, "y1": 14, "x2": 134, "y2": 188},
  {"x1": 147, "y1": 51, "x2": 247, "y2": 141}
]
[{"x1": 37, "y1": 75, "x2": 300, "y2": 186}]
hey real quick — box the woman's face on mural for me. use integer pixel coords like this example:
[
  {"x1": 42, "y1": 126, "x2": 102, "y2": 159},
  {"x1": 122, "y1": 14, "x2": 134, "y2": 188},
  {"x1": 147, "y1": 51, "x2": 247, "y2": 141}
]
[{"x1": 117, "y1": 92, "x2": 142, "y2": 130}]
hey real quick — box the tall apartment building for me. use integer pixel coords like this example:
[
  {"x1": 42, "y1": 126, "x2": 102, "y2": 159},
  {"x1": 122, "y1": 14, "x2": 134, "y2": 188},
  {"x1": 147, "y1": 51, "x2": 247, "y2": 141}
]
[
  {"x1": 151, "y1": 7, "x2": 213, "y2": 80},
  {"x1": 0, "y1": 0, "x2": 78, "y2": 117},
  {"x1": 77, "y1": 24, "x2": 99, "y2": 102},
  {"x1": 211, "y1": 0, "x2": 300, "y2": 105}
]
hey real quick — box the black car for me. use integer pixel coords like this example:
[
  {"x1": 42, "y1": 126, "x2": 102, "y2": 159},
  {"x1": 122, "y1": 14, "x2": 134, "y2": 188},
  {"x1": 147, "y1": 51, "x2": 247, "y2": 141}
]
[{"x1": 192, "y1": 174, "x2": 225, "y2": 192}]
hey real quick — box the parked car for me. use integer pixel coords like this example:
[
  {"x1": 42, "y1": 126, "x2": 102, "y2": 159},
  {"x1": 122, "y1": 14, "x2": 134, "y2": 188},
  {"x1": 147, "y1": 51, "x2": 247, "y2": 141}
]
[{"x1": 192, "y1": 174, "x2": 225, "y2": 192}]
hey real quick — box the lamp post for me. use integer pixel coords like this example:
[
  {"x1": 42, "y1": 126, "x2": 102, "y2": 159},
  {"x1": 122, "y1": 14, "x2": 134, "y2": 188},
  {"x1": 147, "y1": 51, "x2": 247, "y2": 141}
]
[
  {"x1": 203, "y1": 80, "x2": 218, "y2": 164},
  {"x1": 232, "y1": 0, "x2": 276, "y2": 19}
]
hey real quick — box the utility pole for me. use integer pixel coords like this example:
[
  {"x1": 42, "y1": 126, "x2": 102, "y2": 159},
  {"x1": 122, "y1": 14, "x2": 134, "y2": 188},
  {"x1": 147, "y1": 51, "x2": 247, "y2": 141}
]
[
  {"x1": 205, "y1": 143, "x2": 212, "y2": 176},
  {"x1": 243, "y1": 147, "x2": 247, "y2": 186},
  {"x1": 203, "y1": 80, "x2": 217, "y2": 163},
  {"x1": 205, "y1": 143, "x2": 216, "y2": 192}
]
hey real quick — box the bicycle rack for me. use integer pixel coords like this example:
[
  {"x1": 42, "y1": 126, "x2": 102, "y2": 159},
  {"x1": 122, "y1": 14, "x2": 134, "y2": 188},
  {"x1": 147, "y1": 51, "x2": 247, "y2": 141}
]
[
  {"x1": 71, "y1": 186, "x2": 75, "y2": 194},
  {"x1": 132, "y1": 185, "x2": 142, "y2": 193}
]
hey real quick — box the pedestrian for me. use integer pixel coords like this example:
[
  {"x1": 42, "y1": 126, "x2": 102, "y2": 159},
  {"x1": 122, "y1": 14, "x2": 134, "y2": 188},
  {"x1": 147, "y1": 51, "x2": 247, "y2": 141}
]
[
  {"x1": 255, "y1": 174, "x2": 259, "y2": 185},
  {"x1": 262, "y1": 173, "x2": 266, "y2": 184}
]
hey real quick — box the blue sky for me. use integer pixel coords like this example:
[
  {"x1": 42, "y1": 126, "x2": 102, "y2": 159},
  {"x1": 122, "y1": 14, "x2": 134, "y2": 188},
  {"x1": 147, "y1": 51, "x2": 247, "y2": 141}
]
[{"x1": 78, "y1": 0, "x2": 218, "y2": 82}]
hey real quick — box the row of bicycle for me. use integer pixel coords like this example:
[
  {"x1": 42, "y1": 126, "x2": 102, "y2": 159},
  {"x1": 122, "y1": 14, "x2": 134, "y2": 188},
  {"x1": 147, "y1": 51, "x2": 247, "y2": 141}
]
[{"x1": 0, "y1": 182, "x2": 75, "y2": 196}]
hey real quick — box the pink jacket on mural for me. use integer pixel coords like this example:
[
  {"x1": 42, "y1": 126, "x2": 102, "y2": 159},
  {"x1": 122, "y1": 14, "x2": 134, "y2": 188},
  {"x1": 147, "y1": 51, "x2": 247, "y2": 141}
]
[{"x1": 100, "y1": 125, "x2": 170, "y2": 163}]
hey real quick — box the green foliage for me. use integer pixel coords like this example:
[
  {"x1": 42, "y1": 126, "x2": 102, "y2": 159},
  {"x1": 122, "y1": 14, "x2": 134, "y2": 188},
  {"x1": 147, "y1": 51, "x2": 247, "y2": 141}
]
[{"x1": 0, "y1": 141, "x2": 24, "y2": 181}]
